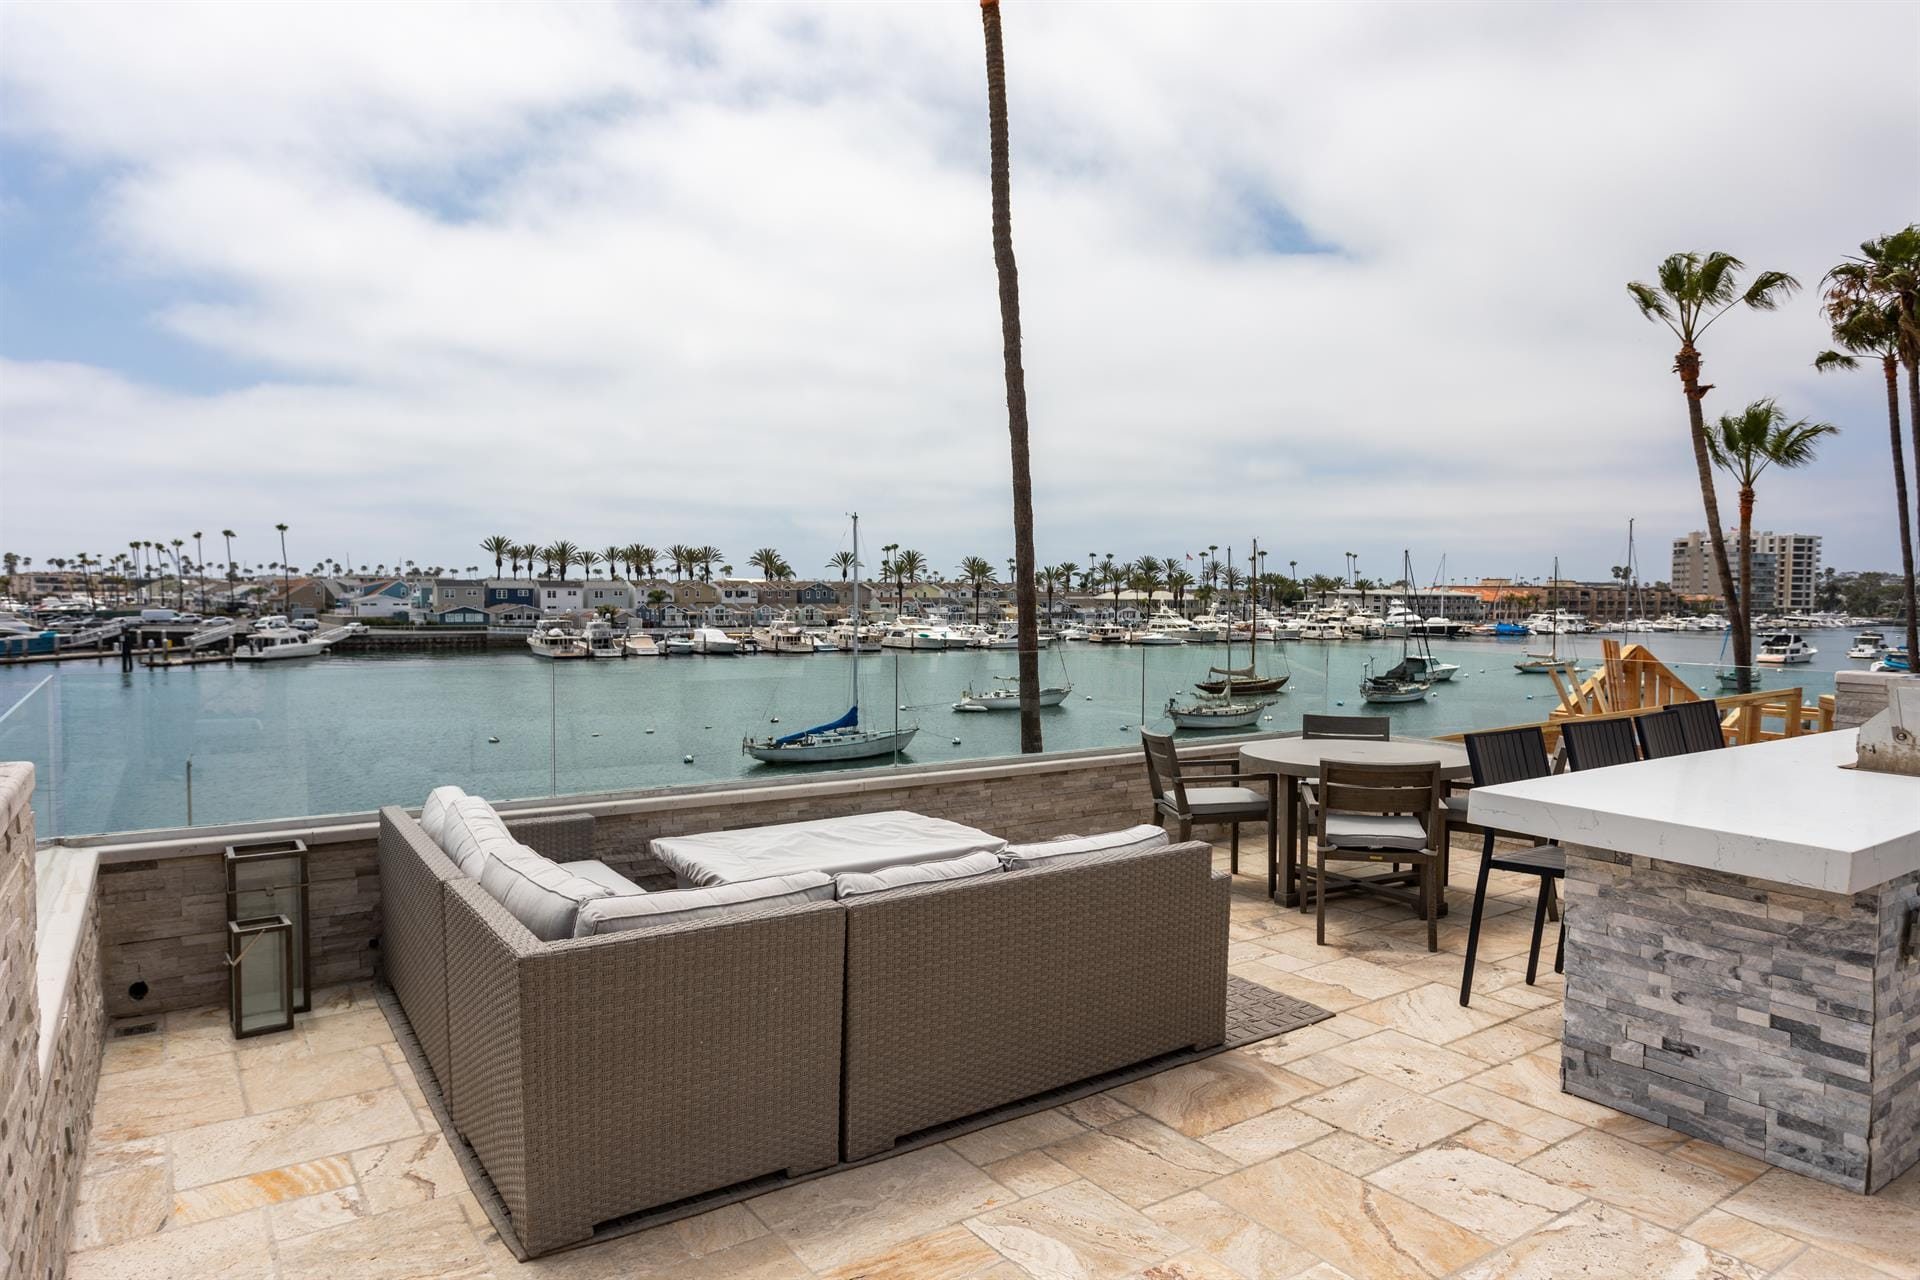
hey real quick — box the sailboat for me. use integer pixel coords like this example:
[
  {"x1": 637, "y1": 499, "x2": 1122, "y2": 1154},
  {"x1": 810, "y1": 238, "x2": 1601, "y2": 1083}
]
[
  {"x1": 1193, "y1": 539, "x2": 1290, "y2": 694},
  {"x1": 1515, "y1": 558, "x2": 1584, "y2": 675},
  {"x1": 1361, "y1": 552, "x2": 1434, "y2": 703},
  {"x1": 743, "y1": 514, "x2": 919, "y2": 764},
  {"x1": 1166, "y1": 542, "x2": 1278, "y2": 729}
]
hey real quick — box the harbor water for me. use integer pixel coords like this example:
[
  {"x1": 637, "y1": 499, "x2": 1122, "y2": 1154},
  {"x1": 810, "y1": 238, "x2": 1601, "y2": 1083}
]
[{"x1": 0, "y1": 630, "x2": 1854, "y2": 838}]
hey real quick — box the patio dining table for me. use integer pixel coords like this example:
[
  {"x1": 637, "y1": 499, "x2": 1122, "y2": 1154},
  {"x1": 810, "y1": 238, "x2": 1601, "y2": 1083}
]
[{"x1": 1239, "y1": 735, "x2": 1471, "y2": 906}]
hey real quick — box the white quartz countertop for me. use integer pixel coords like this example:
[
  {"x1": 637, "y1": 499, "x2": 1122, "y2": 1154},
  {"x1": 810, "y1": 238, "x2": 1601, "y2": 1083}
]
[{"x1": 1468, "y1": 730, "x2": 1920, "y2": 895}]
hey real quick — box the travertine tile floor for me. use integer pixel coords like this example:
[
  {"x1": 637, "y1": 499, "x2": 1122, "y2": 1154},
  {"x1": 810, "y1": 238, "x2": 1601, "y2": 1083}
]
[{"x1": 67, "y1": 842, "x2": 1920, "y2": 1280}]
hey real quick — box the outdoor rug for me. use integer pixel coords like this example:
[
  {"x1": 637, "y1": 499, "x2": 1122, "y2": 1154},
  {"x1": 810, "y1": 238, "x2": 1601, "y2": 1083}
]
[{"x1": 377, "y1": 975, "x2": 1331, "y2": 1261}]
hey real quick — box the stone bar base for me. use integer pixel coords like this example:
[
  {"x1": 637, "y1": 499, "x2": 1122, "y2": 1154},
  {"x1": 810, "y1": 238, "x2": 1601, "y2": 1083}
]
[{"x1": 1561, "y1": 843, "x2": 1920, "y2": 1193}]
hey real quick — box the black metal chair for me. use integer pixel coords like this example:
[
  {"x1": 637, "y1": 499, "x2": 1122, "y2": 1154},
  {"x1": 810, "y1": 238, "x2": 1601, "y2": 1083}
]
[
  {"x1": 1302, "y1": 714, "x2": 1390, "y2": 741},
  {"x1": 1634, "y1": 708, "x2": 1691, "y2": 760},
  {"x1": 1559, "y1": 718, "x2": 1640, "y2": 771},
  {"x1": 1140, "y1": 731, "x2": 1280, "y2": 894},
  {"x1": 1671, "y1": 698, "x2": 1727, "y2": 751},
  {"x1": 1457, "y1": 727, "x2": 1564, "y2": 1006}
]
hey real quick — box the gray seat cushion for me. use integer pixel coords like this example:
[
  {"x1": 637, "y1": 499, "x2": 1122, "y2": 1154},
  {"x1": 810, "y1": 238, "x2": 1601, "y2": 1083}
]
[
  {"x1": 1000, "y1": 824, "x2": 1168, "y2": 870},
  {"x1": 559, "y1": 859, "x2": 647, "y2": 896},
  {"x1": 477, "y1": 844, "x2": 613, "y2": 942},
  {"x1": 1181, "y1": 785, "x2": 1269, "y2": 817},
  {"x1": 1323, "y1": 813, "x2": 1429, "y2": 852},
  {"x1": 572, "y1": 871, "x2": 835, "y2": 937},
  {"x1": 420, "y1": 785, "x2": 467, "y2": 847},
  {"x1": 834, "y1": 851, "x2": 1004, "y2": 900}
]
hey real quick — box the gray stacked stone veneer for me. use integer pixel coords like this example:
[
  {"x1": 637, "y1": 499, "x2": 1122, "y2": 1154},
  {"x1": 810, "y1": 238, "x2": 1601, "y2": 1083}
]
[
  {"x1": 0, "y1": 764, "x2": 105, "y2": 1280},
  {"x1": 1834, "y1": 668, "x2": 1915, "y2": 730},
  {"x1": 1562, "y1": 842, "x2": 1920, "y2": 1193},
  {"x1": 76, "y1": 739, "x2": 1254, "y2": 1018}
]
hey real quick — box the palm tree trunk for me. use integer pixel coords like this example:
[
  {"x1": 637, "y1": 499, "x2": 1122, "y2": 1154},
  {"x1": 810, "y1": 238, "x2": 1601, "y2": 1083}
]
[
  {"x1": 981, "y1": 0, "x2": 1041, "y2": 753},
  {"x1": 1737, "y1": 486, "x2": 1755, "y2": 694},
  {"x1": 1888, "y1": 356, "x2": 1919, "y2": 665},
  {"x1": 1676, "y1": 344, "x2": 1746, "y2": 670}
]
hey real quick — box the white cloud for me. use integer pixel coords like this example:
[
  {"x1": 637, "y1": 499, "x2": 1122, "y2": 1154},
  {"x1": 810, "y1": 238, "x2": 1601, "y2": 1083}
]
[{"x1": 1, "y1": 1, "x2": 1914, "y2": 582}]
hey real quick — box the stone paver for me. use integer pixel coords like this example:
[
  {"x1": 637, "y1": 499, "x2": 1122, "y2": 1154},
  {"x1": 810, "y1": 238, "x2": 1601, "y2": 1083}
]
[{"x1": 63, "y1": 843, "x2": 1920, "y2": 1279}]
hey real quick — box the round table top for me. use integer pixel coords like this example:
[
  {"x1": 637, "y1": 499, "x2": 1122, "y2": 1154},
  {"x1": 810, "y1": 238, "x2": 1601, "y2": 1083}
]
[{"x1": 1239, "y1": 735, "x2": 1471, "y2": 779}]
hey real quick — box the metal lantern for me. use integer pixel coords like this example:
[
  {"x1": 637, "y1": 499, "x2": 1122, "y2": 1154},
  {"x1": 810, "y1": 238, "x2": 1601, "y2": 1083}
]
[
  {"x1": 225, "y1": 838, "x2": 310, "y2": 1012},
  {"x1": 228, "y1": 915, "x2": 295, "y2": 1038}
]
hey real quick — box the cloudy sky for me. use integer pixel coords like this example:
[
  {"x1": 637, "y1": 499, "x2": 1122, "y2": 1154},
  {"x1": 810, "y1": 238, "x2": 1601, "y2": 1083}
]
[{"x1": 2, "y1": 2, "x2": 1915, "y2": 587}]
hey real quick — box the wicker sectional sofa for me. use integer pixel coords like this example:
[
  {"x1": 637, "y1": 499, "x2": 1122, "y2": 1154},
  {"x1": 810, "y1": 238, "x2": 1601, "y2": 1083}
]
[{"x1": 378, "y1": 803, "x2": 1229, "y2": 1256}]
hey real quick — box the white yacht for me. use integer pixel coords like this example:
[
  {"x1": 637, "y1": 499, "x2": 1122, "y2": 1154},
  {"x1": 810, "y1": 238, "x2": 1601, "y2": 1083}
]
[
  {"x1": 624, "y1": 633, "x2": 661, "y2": 656},
  {"x1": 1057, "y1": 624, "x2": 1091, "y2": 642},
  {"x1": 237, "y1": 619, "x2": 348, "y2": 662},
  {"x1": 987, "y1": 619, "x2": 1024, "y2": 649},
  {"x1": 1127, "y1": 625, "x2": 1185, "y2": 646},
  {"x1": 582, "y1": 618, "x2": 624, "y2": 658},
  {"x1": 827, "y1": 621, "x2": 883, "y2": 652},
  {"x1": 1847, "y1": 631, "x2": 1887, "y2": 660},
  {"x1": 1755, "y1": 632, "x2": 1815, "y2": 665},
  {"x1": 1381, "y1": 602, "x2": 1422, "y2": 636},
  {"x1": 691, "y1": 627, "x2": 741, "y2": 655},
  {"x1": 1085, "y1": 622, "x2": 1129, "y2": 644},
  {"x1": 753, "y1": 616, "x2": 815, "y2": 655},
  {"x1": 662, "y1": 635, "x2": 696, "y2": 655},
  {"x1": 1297, "y1": 608, "x2": 1346, "y2": 641},
  {"x1": 947, "y1": 623, "x2": 996, "y2": 649},
  {"x1": 881, "y1": 620, "x2": 947, "y2": 650},
  {"x1": 528, "y1": 621, "x2": 589, "y2": 658}
]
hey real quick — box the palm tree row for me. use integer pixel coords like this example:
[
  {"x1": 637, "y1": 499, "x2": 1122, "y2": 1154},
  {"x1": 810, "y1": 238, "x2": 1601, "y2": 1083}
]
[{"x1": 1629, "y1": 225, "x2": 1915, "y2": 677}]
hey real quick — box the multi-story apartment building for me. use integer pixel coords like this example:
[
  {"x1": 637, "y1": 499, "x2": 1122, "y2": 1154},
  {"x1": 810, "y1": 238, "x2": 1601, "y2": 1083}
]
[{"x1": 1672, "y1": 531, "x2": 1817, "y2": 612}]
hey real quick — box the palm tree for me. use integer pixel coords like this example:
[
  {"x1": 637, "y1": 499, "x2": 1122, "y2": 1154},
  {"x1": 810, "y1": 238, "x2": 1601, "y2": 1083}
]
[
  {"x1": 1166, "y1": 567, "x2": 1194, "y2": 614},
  {"x1": 748, "y1": 547, "x2": 786, "y2": 582},
  {"x1": 1192, "y1": 584, "x2": 1216, "y2": 615},
  {"x1": 980, "y1": 0, "x2": 1042, "y2": 751},
  {"x1": 1108, "y1": 560, "x2": 1135, "y2": 613},
  {"x1": 1827, "y1": 227, "x2": 1920, "y2": 500},
  {"x1": 634, "y1": 545, "x2": 659, "y2": 580},
  {"x1": 220, "y1": 530, "x2": 237, "y2": 601},
  {"x1": 1306, "y1": 573, "x2": 1342, "y2": 606},
  {"x1": 893, "y1": 549, "x2": 927, "y2": 612},
  {"x1": 1627, "y1": 251, "x2": 1798, "y2": 672},
  {"x1": 600, "y1": 546, "x2": 623, "y2": 580},
  {"x1": 1818, "y1": 297, "x2": 1917, "y2": 662},
  {"x1": 191, "y1": 532, "x2": 206, "y2": 611},
  {"x1": 958, "y1": 556, "x2": 997, "y2": 623},
  {"x1": 549, "y1": 541, "x2": 580, "y2": 582},
  {"x1": 827, "y1": 550, "x2": 857, "y2": 581},
  {"x1": 1706, "y1": 400, "x2": 1838, "y2": 688},
  {"x1": 481, "y1": 535, "x2": 512, "y2": 579},
  {"x1": 1353, "y1": 576, "x2": 1376, "y2": 613},
  {"x1": 273, "y1": 523, "x2": 290, "y2": 614}
]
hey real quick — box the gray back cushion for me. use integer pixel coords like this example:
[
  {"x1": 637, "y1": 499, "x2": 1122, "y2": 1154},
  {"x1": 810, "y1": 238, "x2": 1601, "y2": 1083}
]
[
  {"x1": 572, "y1": 871, "x2": 834, "y2": 938},
  {"x1": 420, "y1": 785, "x2": 467, "y2": 847},
  {"x1": 477, "y1": 843, "x2": 613, "y2": 942},
  {"x1": 834, "y1": 850, "x2": 1005, "y2": 900},
  {"x1": 1000, "y1": 824, "x2": 1169, "y2": 870},
  {"x1": 441, "y1": 796, "x2": 512, "y2": 877}
]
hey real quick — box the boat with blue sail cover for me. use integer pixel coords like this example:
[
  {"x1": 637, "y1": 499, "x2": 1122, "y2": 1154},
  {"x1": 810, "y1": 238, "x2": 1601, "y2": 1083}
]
[{"x1": 743, "y1": 514, "x2": 919, "y2": 764}]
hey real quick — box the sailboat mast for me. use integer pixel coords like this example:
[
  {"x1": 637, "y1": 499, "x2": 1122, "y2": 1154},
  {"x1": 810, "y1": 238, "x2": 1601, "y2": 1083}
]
[{"x1": 850, "y1": 513, "x2": 860, "y2": 712}]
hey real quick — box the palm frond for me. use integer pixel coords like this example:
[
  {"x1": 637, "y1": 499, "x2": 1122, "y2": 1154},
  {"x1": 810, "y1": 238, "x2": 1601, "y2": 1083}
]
[
  {"x1": 1741, "y1": 269, "x2": 1800, "y2": 311},
  {"x1": 1625, "y1": 280, "x2": 1671, "y2": 322},
  {"x1": 1696, "y1": 251, "x2": 1742, "y2": 306},
  {"x1": 1655, "y1": 252, "x2": 1695, "y2": 299},
  {"x1": 1813, "y1": 349, "x2": 1860, "y2": 372}
]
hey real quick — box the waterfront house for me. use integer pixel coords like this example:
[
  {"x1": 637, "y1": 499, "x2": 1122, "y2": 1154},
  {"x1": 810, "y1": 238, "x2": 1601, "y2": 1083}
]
[
  {"x1": 483, "y1": 578, "x2": 540, "y2": 610},
  {"x1": 433, "y1": 605, "x2": 489, "y2": 625},
  {"x1": 432, "y1": 577, "x2": 487, "y2": 612},
  {"x1": 484, "y1": 601, "x2": 540, "y2": 626}
]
